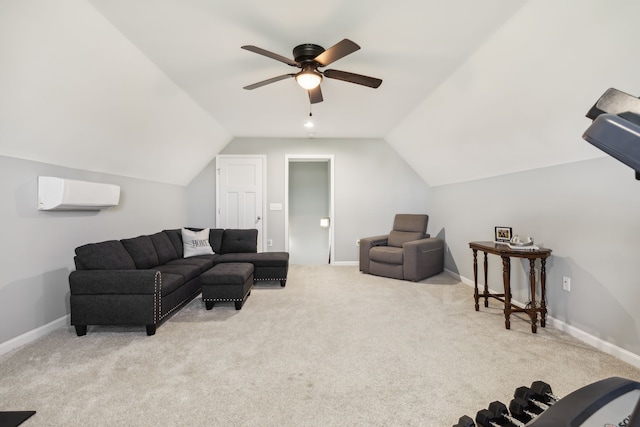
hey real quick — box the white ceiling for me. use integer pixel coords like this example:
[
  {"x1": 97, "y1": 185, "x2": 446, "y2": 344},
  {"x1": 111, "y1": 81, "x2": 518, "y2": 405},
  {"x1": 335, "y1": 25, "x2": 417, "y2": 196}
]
[
  {"x1": 3, "y1": 0, "x2": 639, "y2": 186},
  {"x1": 86, "y1": 0, "x2": 527, "y2": 139}
]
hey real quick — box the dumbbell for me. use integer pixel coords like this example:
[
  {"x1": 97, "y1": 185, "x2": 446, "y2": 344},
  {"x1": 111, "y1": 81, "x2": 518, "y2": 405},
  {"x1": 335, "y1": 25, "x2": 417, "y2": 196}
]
[
  {"x1": 514, "y1": 386, "x2": 549, "y2": 411},
  {"x1": 530, "y1": 380, "x2": 560, "y2": 404},
  {"x1": 508, "y1": 397, "x2": 540, "y2": 423},
  {"x1": 489, "y1": 401, "x2": 526, "y2": 426},
  {"x1": 452, "y1": 415, "x2": 475, "y2": 427},
  {"x1": 475, "y1": 402, "x2": 524, "y2": 427},
  {"x1": 475, "y1": 409, "x2": 503, "y2": 427}
]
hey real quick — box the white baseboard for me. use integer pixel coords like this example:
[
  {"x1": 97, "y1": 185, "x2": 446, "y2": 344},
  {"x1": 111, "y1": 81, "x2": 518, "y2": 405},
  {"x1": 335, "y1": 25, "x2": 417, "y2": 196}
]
[
  {"x1": 546, "y1": 318, "x2": 640, "y2": 369},
  {"x1": 331, "y1": 261, "x2": 358, "y2": 266},
  {"x1": 444, "y1": 268, "x2": 640, "y2": 370},
  {"x1": 0, "y1": 315, "x2": 69, "y2": 357}
]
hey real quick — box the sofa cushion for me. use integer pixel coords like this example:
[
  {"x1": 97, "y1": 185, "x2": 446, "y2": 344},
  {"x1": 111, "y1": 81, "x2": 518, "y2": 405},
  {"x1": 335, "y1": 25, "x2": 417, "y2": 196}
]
[
  {"x1": 121, "y1": 236, "x2": 159, "y2": 269},
  {"x1": 207, "y1": 228, "x2": 225, "y2": 254},
  {"x1": 74, "y1": 240, "x2": 136, "y2": 270},
  {"x1": 221, "y1": 229, "x2": 258, "y2": 254},
  {"x1": 182, "y1": 228, "x2": 214, "y2": 257},
  {"x1": 388, "y1": 231, "x2": 424, "y2": 248},
  {"x1": 150, "y1": 232, "x2": 178, "y2": 265},
  {"x1": 216, "y1": 252, "x2": 288, "y2": 267},
  {"x1": 155, "y1": 264, "x2": 201, "y2": 283},
  {"x1": 160, "y1": 272, "x2": 184, "y2": 297},
  {"x1": 369, "y1": 246, "x2": 404, "y2": 265},
  {"x1": 165, "y1": 256, "x2": 216, "y2": 273},
  {"x1": 162, "y1": 229, "x2": 184, "y2": 258}
]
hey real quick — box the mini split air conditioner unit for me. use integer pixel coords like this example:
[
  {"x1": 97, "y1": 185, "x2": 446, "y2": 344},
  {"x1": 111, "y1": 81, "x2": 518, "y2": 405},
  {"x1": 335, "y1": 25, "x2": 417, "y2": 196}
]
[{"x1": 38, "y1": 176, "x2": 120, "y2": 211}]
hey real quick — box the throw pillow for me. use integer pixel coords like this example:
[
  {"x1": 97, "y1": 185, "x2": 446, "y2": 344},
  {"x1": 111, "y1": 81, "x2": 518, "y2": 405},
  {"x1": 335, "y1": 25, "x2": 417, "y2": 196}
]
[{"x1": 182, "y1": 228, "x2": 214, "y2": 257}]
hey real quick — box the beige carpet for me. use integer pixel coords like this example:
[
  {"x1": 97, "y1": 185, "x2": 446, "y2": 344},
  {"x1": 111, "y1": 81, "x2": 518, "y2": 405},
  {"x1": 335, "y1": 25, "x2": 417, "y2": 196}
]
[{"x1": 1, "y1": 265, "x2": 639, "y2": 426}]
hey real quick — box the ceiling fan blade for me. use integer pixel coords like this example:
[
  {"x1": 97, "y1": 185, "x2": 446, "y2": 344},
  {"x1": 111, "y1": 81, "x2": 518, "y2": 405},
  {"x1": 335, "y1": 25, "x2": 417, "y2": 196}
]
[
  {"x1": 313, "y1": 39, "x2": 360, "y2": 67},
  {"x1": 243, "y1": 74, "x2": 295, "y2": 90},
  {"x1": 308, "y1": 85, "x2": 323, "y2": 104},
  {"x1": 323, "y1": 69, "x2": 382, "y2": 88},
  {"x1": 241, "y1": 45, "x2": 298, "y2": 67}
]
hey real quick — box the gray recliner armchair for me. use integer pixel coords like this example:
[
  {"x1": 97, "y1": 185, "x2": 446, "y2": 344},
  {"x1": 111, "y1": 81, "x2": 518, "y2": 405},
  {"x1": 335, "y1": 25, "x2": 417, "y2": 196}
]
[{"x1": 359, "y1": 214, "x2": 444, "y2": 282}]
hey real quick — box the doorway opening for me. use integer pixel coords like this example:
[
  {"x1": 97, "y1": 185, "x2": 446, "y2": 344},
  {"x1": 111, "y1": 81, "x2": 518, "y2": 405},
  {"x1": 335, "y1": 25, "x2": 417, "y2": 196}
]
[{"x1": 285, "y1": 155, "x2": 334, "y2": 264}]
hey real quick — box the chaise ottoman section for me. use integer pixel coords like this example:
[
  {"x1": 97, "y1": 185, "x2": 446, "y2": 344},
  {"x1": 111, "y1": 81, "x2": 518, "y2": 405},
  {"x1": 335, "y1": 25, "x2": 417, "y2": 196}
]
[
  {"x1": 216, "y1": 252, "x2": 289, "y2": 286},
  {"x1": 201, "y1": 263, "x2": 254, "y2": 310}
]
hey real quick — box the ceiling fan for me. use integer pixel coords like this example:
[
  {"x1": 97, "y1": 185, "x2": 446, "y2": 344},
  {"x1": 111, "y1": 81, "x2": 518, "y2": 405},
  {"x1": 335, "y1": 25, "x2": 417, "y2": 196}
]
[{"x1": 241, "y1": 39, "x2": 382, "y2": 104}]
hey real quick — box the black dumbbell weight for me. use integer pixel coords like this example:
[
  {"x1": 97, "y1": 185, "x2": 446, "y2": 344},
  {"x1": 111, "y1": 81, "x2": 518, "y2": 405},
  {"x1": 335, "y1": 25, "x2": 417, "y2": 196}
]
[
  {"x1": 475, "y1": 409, "x2": 502, "y2": 427},
  {"x1": 530, "y1": 380, "x2": 559, "y2": 405},
  {"x1": 508, "y1": 397, "x2": 540, "y2": 423},
  {"x1": 487, "y1": 401, "x2": 526, "y2": 427},
  {"x1": 453, "y1": 414, "x2": 476, "y2": 427},
  {"x1": 514, "y1": 386, "x2": 549, "y2": 411}
]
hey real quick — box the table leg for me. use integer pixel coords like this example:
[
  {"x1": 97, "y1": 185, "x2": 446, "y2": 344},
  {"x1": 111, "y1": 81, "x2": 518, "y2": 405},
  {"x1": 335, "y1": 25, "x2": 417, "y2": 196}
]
[
  {"x1": 529, "y1": 258, "x2": 538, "y2": 333},
  {"x1": 540, "y1": 258, "x2": 548, "y2": 328},
  {"x1": 502, "y1": 256, "x2": 511, "y2": 329},
  {"x1": 483, "y1": 252, "x2": 489, "y2": 308},
  {"x1": 473, "y1": 249, "x2": 479, "y2": 311}
]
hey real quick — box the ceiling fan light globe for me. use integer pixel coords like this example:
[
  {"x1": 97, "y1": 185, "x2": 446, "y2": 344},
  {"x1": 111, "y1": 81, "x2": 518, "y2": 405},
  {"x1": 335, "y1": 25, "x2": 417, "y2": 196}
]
[{"x1": 296, "y1": 71, "x2": 322, "y2": 90}]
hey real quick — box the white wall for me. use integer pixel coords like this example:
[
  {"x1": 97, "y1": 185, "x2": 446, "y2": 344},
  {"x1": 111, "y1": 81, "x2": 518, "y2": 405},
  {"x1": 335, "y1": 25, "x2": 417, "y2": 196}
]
[
  {"x1": 186, "y1": 164, "x2": 217, "y2": 228},
  {"x1": 431, "y1": 156, "x2": 640, "y2": 358},
  {"x1": 0, "y1": 155, "x2": 187, "y2": 348},
  {"x1": 0, "y1": 0, "x2": 231, "y2": 186},
  {"x1": 187, "y1": 138, "x2": 433, "y2": 263}
]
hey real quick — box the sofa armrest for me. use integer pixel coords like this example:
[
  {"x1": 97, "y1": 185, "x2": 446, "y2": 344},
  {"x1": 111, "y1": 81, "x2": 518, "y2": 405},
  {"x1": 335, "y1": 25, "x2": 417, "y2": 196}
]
[
  {"x1": 359, "y1": 235, "x2": 389, "y2": 273},
  {"x1": 402, "y1": 238, "x2": 445, "y2": 281},
  {"x1": 69, "y1": 270, "x2": 161, "y2": 295}
]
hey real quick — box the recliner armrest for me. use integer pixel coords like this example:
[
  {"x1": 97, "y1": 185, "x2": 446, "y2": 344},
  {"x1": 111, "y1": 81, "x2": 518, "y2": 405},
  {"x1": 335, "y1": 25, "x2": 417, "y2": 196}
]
[
  {"x1": 69, "y1": 270, "x2": 161, "y2": 295},
  {"x1": 403, "y1": 237, "x2": 440, "y2": 252},
  {"x1": 402, "y1": 238, "x2": 445, "y2": 281},
  {"x1": 359, "y1": 235, "x2": 389, "y2": 273}
]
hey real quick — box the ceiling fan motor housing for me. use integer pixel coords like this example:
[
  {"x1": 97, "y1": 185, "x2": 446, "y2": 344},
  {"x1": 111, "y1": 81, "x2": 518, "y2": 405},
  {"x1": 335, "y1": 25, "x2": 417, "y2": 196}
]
[{"x1": 293, "y1": 44, "x2": 325, "y2": 65}]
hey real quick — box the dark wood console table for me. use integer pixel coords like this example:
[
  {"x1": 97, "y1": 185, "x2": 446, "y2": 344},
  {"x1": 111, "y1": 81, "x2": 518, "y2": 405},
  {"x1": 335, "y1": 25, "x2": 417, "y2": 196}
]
[{"x1": 469, "y1": 241, "x2": 552, "y2": 333}]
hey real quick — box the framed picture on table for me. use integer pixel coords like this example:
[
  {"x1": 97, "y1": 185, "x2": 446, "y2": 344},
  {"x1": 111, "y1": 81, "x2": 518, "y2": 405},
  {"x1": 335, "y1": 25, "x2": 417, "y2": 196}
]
[{"x1": 495, "y1": 226, "x2": 512, "y2": 242}]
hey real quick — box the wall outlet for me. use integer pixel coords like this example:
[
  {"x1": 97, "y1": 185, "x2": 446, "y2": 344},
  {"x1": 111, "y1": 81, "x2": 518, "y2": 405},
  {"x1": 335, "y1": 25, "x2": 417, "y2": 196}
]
[
  {"x1": 267, "y1": 239, "x2": 273, "y2": 247},
  {"x1": 562, "y1": 276, "x2": 571, "y2": 292}
]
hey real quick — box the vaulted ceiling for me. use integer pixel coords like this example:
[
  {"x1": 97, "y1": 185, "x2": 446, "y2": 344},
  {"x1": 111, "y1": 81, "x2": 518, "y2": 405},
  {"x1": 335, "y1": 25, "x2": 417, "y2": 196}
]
[
  {"x1": 2, "y1": 0, "x2": 639, "y2": 186},
  {"x1": 86, "y1": 0, "x2": 526, "y2": 139}
]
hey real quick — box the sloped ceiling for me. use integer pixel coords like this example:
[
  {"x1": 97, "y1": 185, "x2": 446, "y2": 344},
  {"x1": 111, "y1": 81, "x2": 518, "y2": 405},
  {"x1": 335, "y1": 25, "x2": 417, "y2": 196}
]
[
  {"x1": 0, "y1": 0, "x2": 232, "y2": 185},
  {"x1": 2, "y1": 0, "x2": 639, "y2": 186},
  {"x1": 85, "y1": 0, "x2": 526, "y2": 140},
  {"x1": 387, "y1": 0, "x2": 640, "y2": 186}
]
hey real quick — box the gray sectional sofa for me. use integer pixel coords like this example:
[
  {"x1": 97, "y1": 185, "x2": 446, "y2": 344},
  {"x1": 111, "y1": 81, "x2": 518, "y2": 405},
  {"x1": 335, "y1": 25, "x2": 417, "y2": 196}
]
[{"x1": 69, "y1": 228, "x2": 289, "y2": 336}]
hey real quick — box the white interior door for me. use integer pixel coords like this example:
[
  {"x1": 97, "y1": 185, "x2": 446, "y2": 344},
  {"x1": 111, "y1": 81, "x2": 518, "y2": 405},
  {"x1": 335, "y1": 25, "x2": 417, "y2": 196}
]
[{"x1": 216, "y1": 155, "x2": 266, "y2": 252}]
